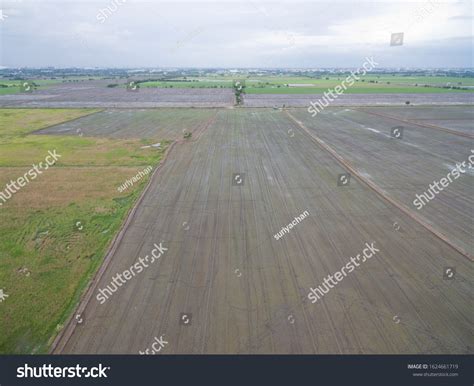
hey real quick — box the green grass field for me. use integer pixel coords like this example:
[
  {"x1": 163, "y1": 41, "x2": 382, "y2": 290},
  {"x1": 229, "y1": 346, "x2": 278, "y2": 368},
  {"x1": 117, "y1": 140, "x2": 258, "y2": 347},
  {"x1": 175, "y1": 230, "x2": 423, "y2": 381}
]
[
  {"x1": 244, "y1": 75, "x2": 473, "y2": 93},
  {"x1": 0, "y1": 79, "x2": 62, "y2": 95},
  {"x1": 0, "y1": 109, "x2": 100, "y2": 136},
  {"x1": 135, "y1": 74, "x2": 474, "y2": 94},
  {"x1": 244, "y1": 86, "x2": 473, "y2": 94},
  {"x1": 0, "y1": 109, "x2": 168, "y2": 353},
  {"x1": 0, "y1": 78, "x2": 104, "y2": 95},
  {"x1": 3, "y1": 74, "x2": 472, "y2": 94}
]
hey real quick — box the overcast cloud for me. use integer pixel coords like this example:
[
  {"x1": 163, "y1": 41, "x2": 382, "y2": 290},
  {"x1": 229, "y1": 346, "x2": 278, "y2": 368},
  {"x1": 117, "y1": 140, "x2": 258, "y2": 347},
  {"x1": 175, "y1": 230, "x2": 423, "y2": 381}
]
[{"x1": 0, "y1": 0, "x2": 472, "y2": 68}]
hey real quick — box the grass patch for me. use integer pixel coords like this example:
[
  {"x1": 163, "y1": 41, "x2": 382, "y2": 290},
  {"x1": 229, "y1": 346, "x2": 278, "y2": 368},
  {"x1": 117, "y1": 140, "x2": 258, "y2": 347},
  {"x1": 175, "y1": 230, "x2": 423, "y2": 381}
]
[
  {"x1": 141, "y1": 74, "x2": 474, "y2": 93},
  {"x1": 0, "y1": 135, "x2": 169, "y2": 167},
  {"x1": 245, "y1": 86, "x2": 474, "y2": 94},
  {"x1": 0, "y1": 109, "x2": 168, "y2": 353},
  {"x1": 0, "y1": 109, "x2": 101, "y2": 137}
]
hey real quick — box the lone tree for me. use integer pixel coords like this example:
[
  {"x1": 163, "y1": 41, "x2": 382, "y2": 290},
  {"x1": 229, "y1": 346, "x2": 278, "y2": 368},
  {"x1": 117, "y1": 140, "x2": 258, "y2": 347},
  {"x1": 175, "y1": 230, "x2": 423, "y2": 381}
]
[{"x1": 233, "y1": 79, "x2": 246, "y2": 106}]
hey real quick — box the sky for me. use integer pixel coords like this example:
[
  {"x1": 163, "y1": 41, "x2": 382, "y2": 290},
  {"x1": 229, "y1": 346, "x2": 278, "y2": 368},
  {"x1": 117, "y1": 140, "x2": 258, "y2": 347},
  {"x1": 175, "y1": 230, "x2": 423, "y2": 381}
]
[{"x1": 0, "y1": 0, "x2": 472, "y2": 68}]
